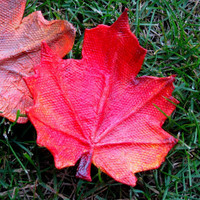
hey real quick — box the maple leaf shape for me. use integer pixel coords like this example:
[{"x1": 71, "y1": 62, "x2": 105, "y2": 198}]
[
  {"x1": 25, "y1": 10, "x2": 178, "y2": 186},
  {"x1": 0, "y1": 0, "x2": 75, "y2": 123}
]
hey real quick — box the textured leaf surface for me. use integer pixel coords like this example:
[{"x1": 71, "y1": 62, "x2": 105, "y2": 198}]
[
  {"x1": 0, "y1": 0, "x2": 75, "y2": 123},
  {"x1": 26, "y1": 10, "x2": 178, "y2": 186}
]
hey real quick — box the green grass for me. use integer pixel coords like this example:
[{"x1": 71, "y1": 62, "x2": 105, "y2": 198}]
[{"x1": 0, "y1": 0, "x2": 200, "y2": 199}]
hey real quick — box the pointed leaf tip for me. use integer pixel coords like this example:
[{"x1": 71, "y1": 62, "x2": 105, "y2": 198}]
[
  {"x1": 111, "y1": 8, "x2": 129, "y2": 30},
  {"x1": 41, "y1": 41, "x2": 50, "y2": 52},
  {"x1": 40, "y1": 41, "x2": 60, "y2": 63}
]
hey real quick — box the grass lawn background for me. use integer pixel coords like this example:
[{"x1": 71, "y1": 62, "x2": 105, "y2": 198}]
[{"x1": 0, "y1": 0, "x2": 199, "y2": 199}]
